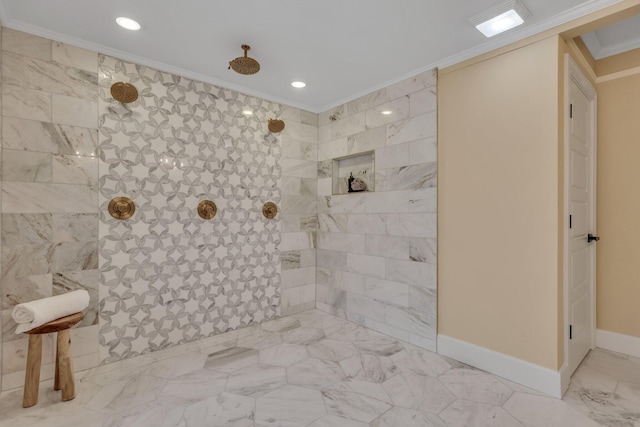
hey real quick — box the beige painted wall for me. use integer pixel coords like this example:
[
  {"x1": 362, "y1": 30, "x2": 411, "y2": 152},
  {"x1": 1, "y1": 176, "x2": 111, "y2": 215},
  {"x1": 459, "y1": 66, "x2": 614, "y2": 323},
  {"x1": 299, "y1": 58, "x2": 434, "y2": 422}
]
[
  {"x1": 438, "y1": 36, "x2": 562, "y2": 370},
  {"x1": 596, "y1": 72, "x2": 640, "y2": 338}
]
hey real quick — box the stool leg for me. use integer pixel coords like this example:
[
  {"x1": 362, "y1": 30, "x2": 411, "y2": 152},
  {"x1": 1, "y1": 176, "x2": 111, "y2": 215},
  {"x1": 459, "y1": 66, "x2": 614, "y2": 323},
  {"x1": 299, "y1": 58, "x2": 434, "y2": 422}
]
[
  {"x1": 57, "y1": 329, "x2": 75, "y2": 401},
  {"x1": 54, "y1": 340, "x2": 60, "y2": 391},
  {"x1": 23, "y1": 335, "x2": 42, "y2": 408}
]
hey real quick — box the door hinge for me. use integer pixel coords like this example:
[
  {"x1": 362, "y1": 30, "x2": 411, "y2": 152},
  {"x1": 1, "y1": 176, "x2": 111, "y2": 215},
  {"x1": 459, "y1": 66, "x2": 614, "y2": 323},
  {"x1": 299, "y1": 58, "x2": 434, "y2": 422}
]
[
  {"x1": 570, "y1": 104, "x2": 573, "y2": 119},
  {"x1": 570, "y1": 325, "x2": 573, "y2": 340},
  {"x1": 569, "y1": 214, "x2": 572, "y2": 229}
]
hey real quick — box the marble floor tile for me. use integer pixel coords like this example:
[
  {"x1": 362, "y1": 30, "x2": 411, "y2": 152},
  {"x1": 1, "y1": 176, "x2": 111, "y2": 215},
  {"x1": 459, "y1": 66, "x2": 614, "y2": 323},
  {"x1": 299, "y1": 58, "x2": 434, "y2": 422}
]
[
  {"x1": 182, "y1": 392, "x2": 255, "y2": 427},
  {"x1": 308, "y1": 338, "x2": 358, "y2": 361},
  {"x1": 259, "y1": 343, "x2": 309, "y2": 366},
  {"x1": 103, "y1": 401, "x2": 185, "y2": 427},
  {"x1": 157, "y1": 368, "x2": 228, "y2": 406},
  {"x1": 616, "y1": 381, "x2": 640, "y2": 405},
  {"x1": 324, "y1": 320, "x2": 375, "y2": 341},
  {"x1": 225, "y1": 364, "x2": 287, "y2": 397},
  {"x1": 236, "y1": 329, "x2": 283, "y2": 350},
  {"x1": 569, "y1": 364, "x2": 618, "y2": 392},
  {"x1": 383, "y1": 372, "x2": 455, "y2": 415},
  {"x1": 145, "y1": 342, "x2": 193, "y2": 361},
  {"x1": 84, "y1": 374, "x2": 166, "y2": 414},
  {"x1": 584, "y1": 348, "x2": 640, "y2": 384},
  {"x1": 308, "y1": 415, "x2": 369, "y2": 427},
  {"x1": 255, "y1": 385, "x2": 326, "y2": 426},
  {"x1": 0, "y1": 309, "x2": 635, "y2": 427},
  {"x1": 352, "y1": 334, "x2": 404, "y2": 357},
  {"x1": 204, "y1": 346, "x2": 259, "y2": 373},
  {"x1": 504, "y1": 392, "x2": 600, "y2": 427},
  {"x1": 80, "y1": 354, "x2": 156, "y2": 386},
  {"x1": 439, "y1": 399, "x2": 522, "y2": 427},
  {"x1": 439, "y1": 368, "x2": 514, "y2": 406},
  {"x1": 282, "y1": 326, "x2": 325, "y2": 345},
  {"x1": 322, "y1": 382, "x2": 392, "y2": 423},
  {"x1": 287, "y1": 358, "x2": 346, "y2": 389},
  {"x1": 291, "y1": 309, "x2": 344, "y2": 330},
  {"x1": 144, "y1": 351, "x2": 207, "y2": 379},
  {"x1": 0, "y1": 379, "x2": 91, "y2": 423},
  {"x1": 497, "y1": 377, "x2": 548, "y2": 397},
  {"x1": 0, "y1": 406, "x2": 108, "y2": 427},
  {"x1": 329, "y1": 379, "x2": 393, "y2": 405},
  {"x1": 391, "y1": 343, "x2": 452, "y2": 377},
  {"x1": 371, "y1": 406, "x2": 447, "y2": 427},
  {"x1": 340, "y1": 353, "x2": 400, "y2": 383},
  {"x1": 565, "y1": 384, "x2": 640, "y2": 426}
]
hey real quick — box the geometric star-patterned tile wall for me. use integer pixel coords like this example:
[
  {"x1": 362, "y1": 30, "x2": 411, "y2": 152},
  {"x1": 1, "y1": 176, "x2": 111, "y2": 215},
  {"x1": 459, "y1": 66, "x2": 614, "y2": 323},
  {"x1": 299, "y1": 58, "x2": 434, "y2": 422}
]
[{"x1": 98, "y1": 55, "x2": 283, "y2": 362}]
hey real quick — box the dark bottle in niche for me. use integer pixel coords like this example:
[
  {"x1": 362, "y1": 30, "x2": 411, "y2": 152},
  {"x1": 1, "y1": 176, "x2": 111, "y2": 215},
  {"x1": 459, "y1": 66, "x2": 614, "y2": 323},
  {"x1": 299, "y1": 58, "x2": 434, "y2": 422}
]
[
  {"x1": 347, "y1": 172, "x2": 354, "y2": 193},
  {"x1": 348, "y1": 171, "x2": 367, "y2": 193}
]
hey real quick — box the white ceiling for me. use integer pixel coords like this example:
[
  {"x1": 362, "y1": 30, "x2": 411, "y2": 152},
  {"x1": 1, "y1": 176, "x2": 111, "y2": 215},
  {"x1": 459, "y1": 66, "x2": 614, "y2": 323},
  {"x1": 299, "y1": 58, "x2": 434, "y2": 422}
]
[
  {"x1": 581, "y1": 14, "x2": 640, "y2": 59},
  {"x1": 0, "y1": 0, "x2": 624, "y2": 112}
]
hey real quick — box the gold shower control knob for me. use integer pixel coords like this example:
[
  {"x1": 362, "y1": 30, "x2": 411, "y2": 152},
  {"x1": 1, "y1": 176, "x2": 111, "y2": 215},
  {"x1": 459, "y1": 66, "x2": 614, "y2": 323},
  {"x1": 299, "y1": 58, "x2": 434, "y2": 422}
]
[
  {"x1": 108, "y1": 197, "x2": 135, "y2": 220},
  {"x1": 262, "y1": 202, "x2": 278, "y2": 219},
  {"x1": 197, "y1": 200, "x2": 217, "y2": 220}
]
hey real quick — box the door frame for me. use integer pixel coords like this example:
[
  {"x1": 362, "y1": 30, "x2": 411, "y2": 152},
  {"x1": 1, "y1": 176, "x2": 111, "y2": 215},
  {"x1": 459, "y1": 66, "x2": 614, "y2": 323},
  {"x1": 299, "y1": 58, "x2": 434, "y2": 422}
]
[{"x1": 562, "y1": 53, "x2": 597, "y2": 391}]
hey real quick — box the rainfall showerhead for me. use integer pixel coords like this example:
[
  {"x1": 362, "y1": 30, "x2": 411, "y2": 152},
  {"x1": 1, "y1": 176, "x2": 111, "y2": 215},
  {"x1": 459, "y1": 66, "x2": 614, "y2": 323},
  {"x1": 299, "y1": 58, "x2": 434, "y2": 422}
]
[{"x1": 228, "y1": 44, "x2": 260, "y2": 75}]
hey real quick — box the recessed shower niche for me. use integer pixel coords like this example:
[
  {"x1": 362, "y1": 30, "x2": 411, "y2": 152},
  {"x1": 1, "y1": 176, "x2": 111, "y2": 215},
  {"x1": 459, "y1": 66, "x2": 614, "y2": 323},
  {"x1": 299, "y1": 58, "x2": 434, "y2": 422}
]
[{"x1": 332, "y1": 151, "x2": 375, "y2": 195}]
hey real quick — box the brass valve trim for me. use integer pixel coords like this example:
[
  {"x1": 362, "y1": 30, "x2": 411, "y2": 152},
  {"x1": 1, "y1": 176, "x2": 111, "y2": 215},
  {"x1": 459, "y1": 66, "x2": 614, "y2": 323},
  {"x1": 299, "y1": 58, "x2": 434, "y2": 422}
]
[{"x1": 108, "y1": 197, "x2": 135, "y2": 220}]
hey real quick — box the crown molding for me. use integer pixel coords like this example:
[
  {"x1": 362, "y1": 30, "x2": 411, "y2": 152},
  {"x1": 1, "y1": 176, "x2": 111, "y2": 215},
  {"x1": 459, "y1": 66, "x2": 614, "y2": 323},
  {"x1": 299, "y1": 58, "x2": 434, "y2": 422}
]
[
  {"x1": 0, "y1": 18, "x2": 318, "y2": 113},
  {"x1": 0, "y1": 0, "x2": 626, "y2": 113}
]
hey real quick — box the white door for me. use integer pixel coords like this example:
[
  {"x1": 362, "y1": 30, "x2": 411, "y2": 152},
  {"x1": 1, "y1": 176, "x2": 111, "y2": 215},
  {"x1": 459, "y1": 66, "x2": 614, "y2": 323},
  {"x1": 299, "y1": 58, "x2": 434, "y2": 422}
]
[{"x1": 566, "y1": 56, "x2": 597, "y2": 377}]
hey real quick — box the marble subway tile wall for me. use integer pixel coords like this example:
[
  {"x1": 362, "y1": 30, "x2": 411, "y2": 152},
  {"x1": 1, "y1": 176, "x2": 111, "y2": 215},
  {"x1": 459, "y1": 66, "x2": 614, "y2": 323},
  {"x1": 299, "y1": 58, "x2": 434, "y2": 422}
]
[
  {"x1": 316, "y1": 69, "x2": 438, "y2": 350},
  {"x1": 279, "y1": 108, "x2": 318, "y2": 316},
  {"x1": 0, "y1": 26, "x2": 3, "y2": 392},
  {"x1": 0, "y1": 28, "x2": 100, "y2": 391}
]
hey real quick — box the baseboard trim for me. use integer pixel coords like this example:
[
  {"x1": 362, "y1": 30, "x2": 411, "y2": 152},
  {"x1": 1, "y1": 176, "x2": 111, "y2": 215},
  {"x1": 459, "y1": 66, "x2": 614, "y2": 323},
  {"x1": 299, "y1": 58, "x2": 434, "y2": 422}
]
[
  {"x1": 596, "y1": 329, "x2": 640, "y2": 358},
  {"x1": 437, "y1": 334, "x2": 563, "y2": 398}
]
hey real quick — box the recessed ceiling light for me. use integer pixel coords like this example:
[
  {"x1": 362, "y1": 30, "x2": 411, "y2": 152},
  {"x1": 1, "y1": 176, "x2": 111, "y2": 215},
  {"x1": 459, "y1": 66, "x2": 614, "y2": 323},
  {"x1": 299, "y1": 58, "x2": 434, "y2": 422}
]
[
  {"x1": 242, "y1": 109, "x2": 253, "y2": 115},
  {"x1": 470, "y1": 0, "x2": 531, "y2": 38},
  {"x1": 381, "y1": 110, "x2": 393, "y2": 115},
  {"x1": 291, "y1": 81, "x2": 306, "y2": 88},
  {"x1": 116, "y1": 17, "x2": 141, "y2": 31}
]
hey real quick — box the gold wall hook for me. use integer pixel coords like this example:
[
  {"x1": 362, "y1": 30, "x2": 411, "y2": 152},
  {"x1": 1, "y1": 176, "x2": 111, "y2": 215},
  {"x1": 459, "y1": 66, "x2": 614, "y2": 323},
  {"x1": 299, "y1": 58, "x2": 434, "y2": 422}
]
[
  {"x1": 262, "y1": 202, "x2": 278, "y2": 219},
  {"x1": 108, "y1": 197, "x2": 135, "y2": 220},
  {"x1": 197, "y1": 200, "x2": 217, "y2": 220}
]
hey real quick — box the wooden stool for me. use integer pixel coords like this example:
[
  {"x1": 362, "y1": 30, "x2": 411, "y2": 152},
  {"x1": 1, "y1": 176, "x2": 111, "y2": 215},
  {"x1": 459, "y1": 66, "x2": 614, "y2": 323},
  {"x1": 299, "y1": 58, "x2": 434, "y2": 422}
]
[{"x1": 23, "y1": 312, "x2": 84, "y2": 408}]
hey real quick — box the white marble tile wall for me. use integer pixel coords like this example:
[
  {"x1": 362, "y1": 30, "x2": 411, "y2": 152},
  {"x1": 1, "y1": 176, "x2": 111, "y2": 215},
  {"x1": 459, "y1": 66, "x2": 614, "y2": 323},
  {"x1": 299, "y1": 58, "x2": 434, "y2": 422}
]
[
  {"x1": 0, "y1": 26, "x2": 3, "y2": 393},
  {"x1": 279, "y1": 106, "x2": 318, "y2": 316},
  {"x1": 0, "y1": 28, "x2": 100, "y2": 391},
  {"x1": 0, "y1": 27, "x2": 314, "y2": 390},
  {"x1": 317, "y1": 69, "x2": 438, "y2": 351}
]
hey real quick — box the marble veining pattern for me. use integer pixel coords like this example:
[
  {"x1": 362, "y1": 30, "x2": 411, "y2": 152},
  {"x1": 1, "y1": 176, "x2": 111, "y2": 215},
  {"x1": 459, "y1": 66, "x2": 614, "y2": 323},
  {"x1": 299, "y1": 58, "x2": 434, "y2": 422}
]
[
  {"x1": 564, "y1": 348, "x2": 640, "y2": 426},
  {"x1": 0, "y1": 310, "x2": 616, "y2": 426},
  {"x1": 0, "y1": 29, "x2": 102, "y2": 392},
  {"x1": 316, "y1": 69, "x2": 438, "y2": 352}
]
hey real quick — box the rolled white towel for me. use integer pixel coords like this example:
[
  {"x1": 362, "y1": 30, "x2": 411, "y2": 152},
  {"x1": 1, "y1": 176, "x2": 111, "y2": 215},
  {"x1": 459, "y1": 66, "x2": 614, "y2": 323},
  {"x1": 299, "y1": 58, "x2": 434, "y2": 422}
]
[{"x1": 12, "y1": 290, "x2": 90, "y2": 334}]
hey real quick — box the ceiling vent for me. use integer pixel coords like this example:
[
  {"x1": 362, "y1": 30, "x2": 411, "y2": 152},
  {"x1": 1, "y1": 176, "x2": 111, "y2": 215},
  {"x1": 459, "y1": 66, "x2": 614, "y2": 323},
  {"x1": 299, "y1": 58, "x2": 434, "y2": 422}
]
[{"x1": 470, "y1": 0, "x2": 532, "y2": 38}]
